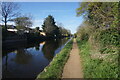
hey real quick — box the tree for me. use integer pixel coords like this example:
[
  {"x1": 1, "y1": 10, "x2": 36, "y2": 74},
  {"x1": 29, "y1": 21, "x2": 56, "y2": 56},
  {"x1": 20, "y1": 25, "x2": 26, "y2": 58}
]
[
  {"x1": 1, "y1": 2, "x2": 20, "y2": 30},
  {"x1": 57, "y1": 22, "x2": 71, "y2": 37},
  {"x1": 42, "y1": 15, "x2": 60, "y2": 37},
  {"x1": 36, "y1": 27, "x2": 40, "y2": 31},
  {"x1": 13, "y1": 16, "x2": 32, "y2": 30},
  {"x1": 76, "y1": 2, "x2": 119, "y2": 28}
]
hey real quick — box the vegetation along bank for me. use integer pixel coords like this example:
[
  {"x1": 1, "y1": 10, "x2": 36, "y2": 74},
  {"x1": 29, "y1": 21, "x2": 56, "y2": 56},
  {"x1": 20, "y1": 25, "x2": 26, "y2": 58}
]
[
  {"x1": 36, "y1": 39, "x2": 73, "y2": 79},
  {"x1": 76, "y1": 2, "x2": 119, "y2": 78}
]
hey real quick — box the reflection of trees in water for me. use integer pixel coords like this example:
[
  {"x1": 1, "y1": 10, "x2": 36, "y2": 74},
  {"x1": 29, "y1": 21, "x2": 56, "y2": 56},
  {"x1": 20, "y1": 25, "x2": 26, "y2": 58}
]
[
  {"x1": 14, "y1": 49, "x2": 32, "y2": 64},
  {"x1": 3, "y1": 49, "x2": 32, "y2": 77},
  {"x1": 42, "y1": 38, "x2": 69, "y2": 61},
  {"x1": 35, "y1": 44, "x2": 40, "y2": 51},
  {"x1": 2, "y1": 40, "x2": 44, "y2": 57},
  {"x1": 58, "y1": 38, "x2": 69, "y2": 47},
  {"x1": 42, "y1": 39, "x2": 59, "y2": 61}
]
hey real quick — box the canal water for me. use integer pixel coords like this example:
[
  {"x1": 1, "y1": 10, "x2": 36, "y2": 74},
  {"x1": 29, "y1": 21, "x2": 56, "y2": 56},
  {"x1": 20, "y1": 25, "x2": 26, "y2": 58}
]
[{"x1": 2, "y1": 38, "x2": 70, "y2": 78}]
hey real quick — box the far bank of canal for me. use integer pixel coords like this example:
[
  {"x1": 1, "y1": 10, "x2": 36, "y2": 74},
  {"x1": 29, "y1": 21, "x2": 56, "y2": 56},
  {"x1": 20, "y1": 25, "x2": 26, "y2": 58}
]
[{"x1": 2, "y1": 38, "x2": 71, "y2": 79}]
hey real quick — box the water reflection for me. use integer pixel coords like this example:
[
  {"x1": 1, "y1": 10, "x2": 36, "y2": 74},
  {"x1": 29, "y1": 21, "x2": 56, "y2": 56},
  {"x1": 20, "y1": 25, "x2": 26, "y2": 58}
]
[
  {"x1": 42, "y1": 39, "x2": 60, "y2": 61},
  {"x1": 2, "y1": 38, "x2": 69, "y2": 78},
  {"x1": 35, "y1": 45, "x2": 39, "y2": 51},
  {"x1": 14, "y1": 49, "x2": 32, "y2": 64}
]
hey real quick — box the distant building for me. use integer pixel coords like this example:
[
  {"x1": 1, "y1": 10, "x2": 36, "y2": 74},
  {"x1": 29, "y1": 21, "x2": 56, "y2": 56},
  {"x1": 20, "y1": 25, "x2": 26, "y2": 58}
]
[
  {"x1": 7, "y1": 25, "x2": 15, "y2": 29},
  {"x1": 6, "y1": 25, "x2": 34, "y2": 34},
  {"x1": 39, "y1": 30, "x2": 46, "y2": 36},
  {"x1": 1, "y1": 24, "x2": 46, "y2": 36},
  {"x1": 40, "y1": 32, "x2": 46, "y2": 36},
  {"x1": 7, "y1": 28, "x2": 18, "y2": 32},
  {"x1": 7, "y1": 25, "x2": 18, "y2": 33}
]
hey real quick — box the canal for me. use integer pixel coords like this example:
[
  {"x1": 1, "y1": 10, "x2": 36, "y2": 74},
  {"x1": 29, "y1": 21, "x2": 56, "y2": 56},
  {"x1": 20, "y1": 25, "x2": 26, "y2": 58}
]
[{"x1": 2, "y1": 38, "x2": 70, "y2": 78}]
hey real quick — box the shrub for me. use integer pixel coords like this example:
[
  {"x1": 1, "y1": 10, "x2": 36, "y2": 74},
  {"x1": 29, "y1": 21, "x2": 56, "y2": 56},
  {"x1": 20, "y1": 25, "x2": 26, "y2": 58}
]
[{"x1": 98, "y1": 27, "x2": 120, "y2": 46}]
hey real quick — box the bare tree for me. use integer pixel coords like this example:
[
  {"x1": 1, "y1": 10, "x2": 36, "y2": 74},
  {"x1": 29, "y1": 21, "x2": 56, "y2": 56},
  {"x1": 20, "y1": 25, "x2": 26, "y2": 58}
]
[{"x1": 1, "y1": 2, "x2": 20, "y2": 30}]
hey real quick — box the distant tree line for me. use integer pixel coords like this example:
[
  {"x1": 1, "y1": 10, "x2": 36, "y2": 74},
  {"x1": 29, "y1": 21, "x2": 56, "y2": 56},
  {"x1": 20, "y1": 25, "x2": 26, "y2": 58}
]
[{"x1": 42, "y1": 15, "x2": 71, "y2": 38}]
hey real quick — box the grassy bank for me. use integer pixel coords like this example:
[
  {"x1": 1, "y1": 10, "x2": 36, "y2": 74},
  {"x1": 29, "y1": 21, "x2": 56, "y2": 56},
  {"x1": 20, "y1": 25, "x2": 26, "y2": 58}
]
[
  {"x1": 77, "y1": 39, "x2": 119, "y2": 78},
  {"x1": 76, "y1": 2, "x2": 119, "y2": 79},
  {"x1": 36, "y1": 39, "x2": 73, "y2": 79}
]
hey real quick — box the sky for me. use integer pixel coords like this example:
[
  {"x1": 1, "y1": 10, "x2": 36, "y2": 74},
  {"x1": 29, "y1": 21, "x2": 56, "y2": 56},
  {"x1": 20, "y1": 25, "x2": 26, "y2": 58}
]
[{"x1": 6, "y1": 2, "x2": 85, "y2": 34}]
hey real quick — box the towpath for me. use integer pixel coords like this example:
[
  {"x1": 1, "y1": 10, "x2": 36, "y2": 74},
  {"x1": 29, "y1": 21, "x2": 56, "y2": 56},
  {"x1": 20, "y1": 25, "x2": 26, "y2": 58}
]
[{"x1": 62, "y1": 38, "x2": 83, "y2": 78}]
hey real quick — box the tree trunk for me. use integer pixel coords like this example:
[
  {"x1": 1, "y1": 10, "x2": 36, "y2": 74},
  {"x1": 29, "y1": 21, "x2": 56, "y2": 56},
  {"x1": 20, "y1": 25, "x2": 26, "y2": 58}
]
[{"x1": 5, "y1": 17, "x2": 7, "y2": 30}]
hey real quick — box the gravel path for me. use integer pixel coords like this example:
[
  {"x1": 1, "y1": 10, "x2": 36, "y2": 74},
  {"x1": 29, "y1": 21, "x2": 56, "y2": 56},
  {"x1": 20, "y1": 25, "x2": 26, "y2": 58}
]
[{"x1": 62, "y1": 38, "x2": 83, "y2": 78}]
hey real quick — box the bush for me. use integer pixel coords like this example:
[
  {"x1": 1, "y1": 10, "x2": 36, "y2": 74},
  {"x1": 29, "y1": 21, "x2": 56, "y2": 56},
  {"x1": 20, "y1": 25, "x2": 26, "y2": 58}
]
[
  {"x1": 98, "y1": 27, "x2": 120, "y2": 46},
  {"x1": 76, "y1": 26, "x2": 119, "y2": 78},
  {"x1": 77, "y1": 21, "x2": 96, "y2": 41},
  {"x1": 77, "y1": 26, "x2": 90, "y2": 41}
]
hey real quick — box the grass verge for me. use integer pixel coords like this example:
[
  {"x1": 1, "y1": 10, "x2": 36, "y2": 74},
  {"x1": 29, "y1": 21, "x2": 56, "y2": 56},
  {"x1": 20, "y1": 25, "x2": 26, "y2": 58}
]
[
  {"x1": 77, "y1": 39, "x2": 118, "y2": 78},
  {"x1": 36, "y1": 39, "x2": 73, "y2": 80}
]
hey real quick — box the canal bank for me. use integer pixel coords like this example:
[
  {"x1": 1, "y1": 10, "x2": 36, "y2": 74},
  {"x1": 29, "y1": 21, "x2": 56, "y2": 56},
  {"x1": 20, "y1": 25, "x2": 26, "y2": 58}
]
[{"x1": 36, "y1": 38, "x2": 73, "y2": 79}]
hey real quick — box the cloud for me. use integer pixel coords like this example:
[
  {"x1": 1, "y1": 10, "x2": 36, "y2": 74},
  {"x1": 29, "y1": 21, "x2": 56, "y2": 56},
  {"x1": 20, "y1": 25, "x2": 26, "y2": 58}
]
[
  {"x1": 0, "y1": 22, "x2": 15, "y2": 25},
  {"x1": 32, "y1": 19, "x2": 44, "y2": 29},
  {"x1": 33, "y1": 19, "x2": 43, "y2": 23}
]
